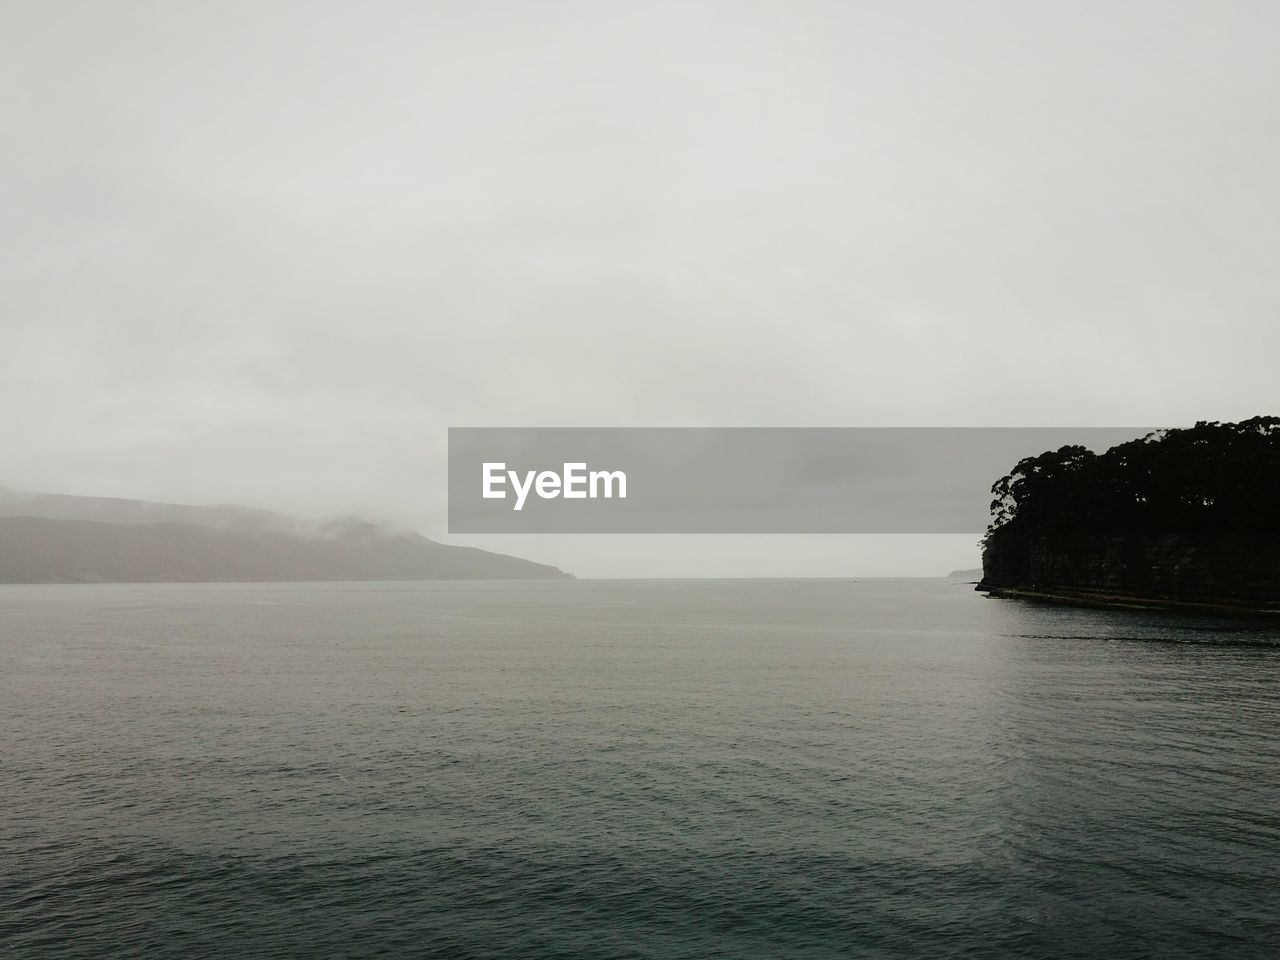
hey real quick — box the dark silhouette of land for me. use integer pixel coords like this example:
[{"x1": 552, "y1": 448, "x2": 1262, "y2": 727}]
[
  {"x1": 0, "y1": 488, "x2": 567, "y2": 582},
  {"x1": 977, "y1": 417, "x2": 1280, "y2": 612}
]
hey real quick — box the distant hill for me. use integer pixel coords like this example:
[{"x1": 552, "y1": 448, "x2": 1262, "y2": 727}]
[
  {"x1": 0, "y1": 487, "x2": 309, "y2": 533},
  {"x1": 0, "y1": 488, "x2": 567, "y2": 583},
  {"x1": 946, "y1": 568, "x2": 982, "y2": 580}
]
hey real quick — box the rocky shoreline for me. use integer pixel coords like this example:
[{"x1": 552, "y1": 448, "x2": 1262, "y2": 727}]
[{"x1": 975, "y1": 581, "x2": 1280, "y2": 617}]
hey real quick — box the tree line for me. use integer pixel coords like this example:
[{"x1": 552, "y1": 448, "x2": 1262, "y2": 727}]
[{"x1": 984, "y1": 417, "x2": 1280, "y2": 544}]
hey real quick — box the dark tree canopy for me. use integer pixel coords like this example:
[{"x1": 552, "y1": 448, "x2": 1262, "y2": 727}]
[{"x1": 984, "y1": 417, "x2": 1280, "y2": 544}]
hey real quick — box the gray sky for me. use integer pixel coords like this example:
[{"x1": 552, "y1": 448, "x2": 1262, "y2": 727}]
[{"x1": 3, "y1": 1, "x2": 1278, "y2": 576}]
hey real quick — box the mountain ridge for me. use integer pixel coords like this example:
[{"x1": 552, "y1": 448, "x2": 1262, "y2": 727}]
[{"x1": 0, "y1": 488, "x2": 568, "y2": 583}]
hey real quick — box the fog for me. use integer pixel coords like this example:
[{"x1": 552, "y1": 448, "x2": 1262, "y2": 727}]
[{"x1": 4, "y1": 1, "x2": 1278, "y2": 575}]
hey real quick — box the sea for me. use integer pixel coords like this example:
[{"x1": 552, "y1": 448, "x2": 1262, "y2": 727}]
[{"x1": 1, "y1": 578, "x2": 1277, "y2": 958}]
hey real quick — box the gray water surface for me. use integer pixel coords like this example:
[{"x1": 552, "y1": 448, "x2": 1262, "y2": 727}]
[{"x1": 2, "y1": 579, "x2": 1277, "y2": 958}]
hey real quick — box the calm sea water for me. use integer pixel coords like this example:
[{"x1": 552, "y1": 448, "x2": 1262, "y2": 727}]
[{"x1": 1, "y1": 579, "x2": 1277, "y2": 958}]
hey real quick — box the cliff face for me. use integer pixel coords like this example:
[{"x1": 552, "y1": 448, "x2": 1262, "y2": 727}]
[{"x1": 979, "y1": 533, "x2": 1280, "y2": 611}]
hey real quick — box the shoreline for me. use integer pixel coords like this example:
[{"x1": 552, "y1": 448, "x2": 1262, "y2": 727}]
[{"x1": 976, "y1": 582, "x2": 1280, "y2": 618}]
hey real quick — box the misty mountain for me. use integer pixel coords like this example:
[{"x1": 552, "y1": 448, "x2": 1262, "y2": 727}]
[
  {"x1": 0, "y1": 488, "x2": 567, "y2": 583},
  {"x1": 0, "y1": 487, "x2": 324, "y2": 534}
]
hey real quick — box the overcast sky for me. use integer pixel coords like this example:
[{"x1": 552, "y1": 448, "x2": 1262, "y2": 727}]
[{"x1": 4, "y1": 1, "x2": 1278, "y2": 576}]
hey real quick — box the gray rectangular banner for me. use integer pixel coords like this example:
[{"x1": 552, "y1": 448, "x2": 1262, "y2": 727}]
[{"x1": 448, "y1": 427, "x2": 1149, "y2": 533}]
